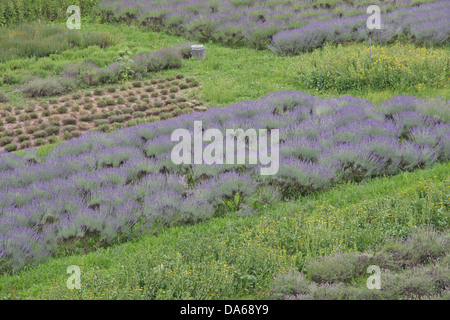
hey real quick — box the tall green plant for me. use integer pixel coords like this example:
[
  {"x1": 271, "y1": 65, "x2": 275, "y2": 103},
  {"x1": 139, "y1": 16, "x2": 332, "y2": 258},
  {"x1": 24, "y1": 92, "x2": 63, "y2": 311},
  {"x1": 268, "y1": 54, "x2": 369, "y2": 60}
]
[{"x1": 117, "y1": 47, "x2": 134, "y2": 84}]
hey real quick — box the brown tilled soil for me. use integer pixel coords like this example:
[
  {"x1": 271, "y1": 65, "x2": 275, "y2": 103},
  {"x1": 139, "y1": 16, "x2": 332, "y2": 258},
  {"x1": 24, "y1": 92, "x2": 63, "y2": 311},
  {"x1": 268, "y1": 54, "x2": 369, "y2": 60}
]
[{"x1": 0, "y1": 75, "x2": 206, "y2": 152}]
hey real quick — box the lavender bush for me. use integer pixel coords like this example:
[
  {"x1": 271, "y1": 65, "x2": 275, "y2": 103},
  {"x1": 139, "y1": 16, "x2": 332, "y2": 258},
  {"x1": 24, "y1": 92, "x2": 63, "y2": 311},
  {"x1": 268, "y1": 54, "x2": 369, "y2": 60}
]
[
  {"x1": 270, "y1": 1, "x2": 449, "y2": 55},
  {"x1": 20, "y1": 44, "x2": 191, "y2": 97}
]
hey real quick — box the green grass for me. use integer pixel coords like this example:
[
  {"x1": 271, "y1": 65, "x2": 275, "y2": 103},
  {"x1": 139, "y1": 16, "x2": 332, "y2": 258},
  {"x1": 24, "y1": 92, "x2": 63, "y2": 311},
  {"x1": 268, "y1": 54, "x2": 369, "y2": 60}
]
[
  {"x1": 3, "y1": 23, "x2": 447, "y2": 158},
  {"x1": 1, "y1": 23, "x2": 448, "y2": 108},
  {"x1": 1, "y1": 161, "x2": 447, "y2": 300},
  {"x1": 1, "y1": 22, "x2": 449, "y2": 300}
]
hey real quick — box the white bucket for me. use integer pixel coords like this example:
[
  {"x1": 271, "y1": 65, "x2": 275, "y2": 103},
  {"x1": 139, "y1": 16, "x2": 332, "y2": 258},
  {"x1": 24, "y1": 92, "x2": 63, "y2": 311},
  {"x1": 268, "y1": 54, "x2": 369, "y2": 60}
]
[{"x1": 191, "y1": 45, "x2": 206, "y2": 60}]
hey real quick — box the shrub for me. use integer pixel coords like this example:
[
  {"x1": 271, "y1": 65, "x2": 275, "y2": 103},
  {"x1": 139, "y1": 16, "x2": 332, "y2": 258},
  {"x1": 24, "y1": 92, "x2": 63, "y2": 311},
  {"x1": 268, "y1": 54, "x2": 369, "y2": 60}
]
[
  {"x1": 304, "y1": 252, "x2": 378, "y2": 284},
  {"x1": 121, "y1": 107, "x2": 133, "y2": 114},
  {"x1": 189, "y1": 80, "x2": 199, "y2": 87},
  {"x1": 19, "y1": 114, "x2": 29, "y2": 121},
  {"x1": 133, "y1": 111, "x2": 145, "y2": 118},
  {"x1": 25, "y1": 105, "x2": 35, "y2": 113},
  {"x1": 97, "y1": 100, "x2": 107, "y2": 108},
  {"x1": 378, "y1": 227, "x2": 449, "y2": 270},
  {"x1": 45, "y1": 126, "x2": 60, "y2": 136},
  {"x1": 62, "y1": 117, "x2": 77, "y2": 125},
  {"x1": 18, "y1": 134, "x2": 29, "y2": 142},
  {"x1": 133, "y1": 81, "x2": 142, "y2": 88},
  {"x1": 154, "y1": 100, "x2": 163, "y2": 108},
  {"x1": 35, "y1": 138, "x2": 45, "y2": 146},
  {"x1": 63, "y1": 125, "x2": 77, "y2": 132},
  {"x1": 94, "y1": 89, "x2": 104, "y2": 96},
  {"x1": 109, "y1": 115, "x2": 125, "y2": 123},
  {"x1": 0, "y1": 92, "x2": 9, "y2": 102},
  {"x1": 25, "y1": 125, "x2": 38, "y2": 134},
  {"x1": 42, "y1": 110, "x2": 51, "y2": 117},
  {"x1": 4, "y1": 143, "x2": 17, "y2": 152},
  {"x1": 159, "y1": 112, "x2": 170, "y2": 120},
  {"x1": 47, "y1": 135, "x2": 59, "y2": 144},
  {"x1": 71, "y1": 131, "x2": 82, "y2": 138},
  {"x1": 0, "y1": 136, "x2": 13, "y2": 146},
  {"x1": 22, "y1": 77, "x2": 75, "y2": 97},
  {"x1": 106, "y1": 99, "x2": 115, "y2": 106},
  {"x1": 97, "y1": 124, "x2": 110, "y2": 132},
  {"x1": 271, "y1": 270, "x2": 310, "y2": 299},
  {"x1": 172, "y1": 108, "x2": 182, "y2": 117},
  {"x1": 57, "y1": 106, "x2": 68, "y2": 114},
  {"x1": 30, "y1": 112, "x2": 39, "y2": 119},
  {"x1": 33, "y1": 130, "x2": 47, "y2": 138},
  {"x1": 5, "y1": 116, "x2": 16, "y2": 123},
  {"x1": 94, "y1": 119, "x2": 108, "y2": 127},
  {"x1": 21, "y1": 140, "x2": 31, "y2": 148}
]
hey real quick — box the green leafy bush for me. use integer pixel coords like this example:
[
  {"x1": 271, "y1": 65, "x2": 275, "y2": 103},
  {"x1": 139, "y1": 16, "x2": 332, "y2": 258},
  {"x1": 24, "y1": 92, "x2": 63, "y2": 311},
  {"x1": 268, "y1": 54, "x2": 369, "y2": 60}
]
[
  {"x1": 0, "y1": 136, "x2": 13, "y2": 146},
  {"x1": 5, "y1": 116, "x2": 16, "y2": 123},
  {"x1": 22, "y1": 77, "x2": 76, "y2": 97},
  {"x1": 33, "y1": 130, "x2": 47, "y2": 138},
  {"x1": 4, "y1": 143, "x2": 17, "y2": 152}
]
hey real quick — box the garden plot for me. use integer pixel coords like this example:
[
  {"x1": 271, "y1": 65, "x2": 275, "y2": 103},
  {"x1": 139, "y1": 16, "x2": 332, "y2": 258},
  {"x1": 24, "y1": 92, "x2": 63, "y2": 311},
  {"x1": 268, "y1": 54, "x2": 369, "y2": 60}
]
[{"x1": 0, "y1": 76, "x2": 203, "y2": 152}]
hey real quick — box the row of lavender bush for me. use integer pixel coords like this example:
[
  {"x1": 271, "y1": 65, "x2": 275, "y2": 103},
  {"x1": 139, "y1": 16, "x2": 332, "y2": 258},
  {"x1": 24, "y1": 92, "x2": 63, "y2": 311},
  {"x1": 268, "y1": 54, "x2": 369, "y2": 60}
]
[
  {"x1": 270, "y1": 0, "x2": 449, "y2": 55},
  {"x1": 21, "y1": 43, "x2": 192, "y2": 97},
  {"x1": 1, "y1": 91, "x2": 449, "y2": 272},
  {"x1": 94, "y1": 0, "x2": 447, "y2": 50}
]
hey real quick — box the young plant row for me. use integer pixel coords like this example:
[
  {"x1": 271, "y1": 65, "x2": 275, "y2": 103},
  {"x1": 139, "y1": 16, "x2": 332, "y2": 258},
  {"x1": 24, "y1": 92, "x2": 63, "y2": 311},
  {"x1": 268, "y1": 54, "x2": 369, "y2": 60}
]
[{"x1": 0, "y1": 76, "x2": 202, "y2": 151}]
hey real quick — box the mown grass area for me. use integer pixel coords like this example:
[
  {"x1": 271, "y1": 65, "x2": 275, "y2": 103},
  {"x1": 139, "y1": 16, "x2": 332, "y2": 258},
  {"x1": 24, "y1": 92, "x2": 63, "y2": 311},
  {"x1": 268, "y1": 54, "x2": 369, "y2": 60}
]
[{"x1": 0, "y1": 161, "x2": 447, "y2": 300}]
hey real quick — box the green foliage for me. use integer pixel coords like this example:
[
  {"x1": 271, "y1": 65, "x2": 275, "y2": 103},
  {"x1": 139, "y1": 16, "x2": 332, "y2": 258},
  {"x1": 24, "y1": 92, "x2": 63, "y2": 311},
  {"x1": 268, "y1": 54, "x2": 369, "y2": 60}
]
[
  {"x1": 0, "y1": 0, "x2": 101, "y2": 26},
  {"x1": 117, "y1": 47, "x2": 135, "y2": 83},
  {"x1": 0, "y1": 22, "x2": 115, "y2": 63},
  {"x1": 1, "y1": 162, "x2": 448, "y2": 299},
  {"x1": 4, "y1": 142, "x2": 17, "y2": 151},
  {"x1": 299, "y1": 43, "x2": 449, "y2": 93}
]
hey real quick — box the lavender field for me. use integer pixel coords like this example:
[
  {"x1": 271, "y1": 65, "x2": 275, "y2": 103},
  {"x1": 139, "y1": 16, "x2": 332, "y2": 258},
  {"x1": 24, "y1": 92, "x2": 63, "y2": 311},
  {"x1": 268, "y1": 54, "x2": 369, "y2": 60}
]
[
  {"x1": 95, "y1": 0, "x2": 449, "y2": 49},
  {"x1": 0, "y1": 0, "x2": 449, "y2": 302},
  {"x1": 1, "y1": 92, "x2": 448, "y2": 273}
]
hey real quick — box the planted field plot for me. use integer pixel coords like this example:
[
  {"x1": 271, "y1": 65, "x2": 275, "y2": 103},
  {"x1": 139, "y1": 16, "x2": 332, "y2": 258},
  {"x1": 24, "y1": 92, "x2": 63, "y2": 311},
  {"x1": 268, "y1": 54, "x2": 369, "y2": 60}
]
[
  {"x1": 0, "y1": 91, "x2": 448, "y2": 273},
  {"x1": 0, "y1": 76, "x2": 203, "y2": 151},
  {"x1": 95, "y1": 0, "x2": 448, "y2": 49},
  {"x1": 0, "y1": 0, "x2": 449, "y2": 303}
]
